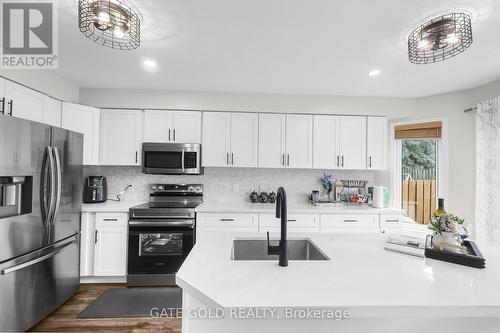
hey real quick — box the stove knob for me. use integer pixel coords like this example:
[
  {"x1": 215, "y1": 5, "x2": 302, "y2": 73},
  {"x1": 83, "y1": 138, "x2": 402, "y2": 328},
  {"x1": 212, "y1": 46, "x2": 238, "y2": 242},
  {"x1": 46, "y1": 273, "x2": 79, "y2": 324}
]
[
  {"x1": 158, "y1": 185, "x2": 164, "y2": 191},
  {"x1": 152, "y1": 185, "x2": 157, "y2": 191},
  {"x1": 188, "y1": 186, "x2": 194, "y2": 191}
]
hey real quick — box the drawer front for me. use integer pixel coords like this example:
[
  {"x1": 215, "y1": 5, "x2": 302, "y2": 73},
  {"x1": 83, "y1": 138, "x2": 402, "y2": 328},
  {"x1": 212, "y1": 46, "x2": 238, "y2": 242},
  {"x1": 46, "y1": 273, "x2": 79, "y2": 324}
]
[
  {"x1": 259, "y1": 213, "x2": 319, "y2": 228},
  {"x1": 320, "y1": 214, "x2": 378, "y2": 230},
  {"x1": 263, "y1": 226, "x2": 320, "y2": 233},
  {"x1": 95, "y1": 212, "x2": 128, "y2": 227},
  {"x1": 197, "y1": 213, "x2": 258, "y2": 228},
  {"x1": 380, "y1": 214, "x2": 402, "y2": 228},
  {"x1": 321, "y1": 226, "x2": 379, "y2": 234}
]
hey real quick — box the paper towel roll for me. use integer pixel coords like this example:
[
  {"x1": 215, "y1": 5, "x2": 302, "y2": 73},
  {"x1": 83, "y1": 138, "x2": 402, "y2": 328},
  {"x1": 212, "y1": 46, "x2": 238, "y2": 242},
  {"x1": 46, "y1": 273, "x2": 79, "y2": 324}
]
[{"x1": 372, "y1": 185, "x2": 384, "y2": 208}]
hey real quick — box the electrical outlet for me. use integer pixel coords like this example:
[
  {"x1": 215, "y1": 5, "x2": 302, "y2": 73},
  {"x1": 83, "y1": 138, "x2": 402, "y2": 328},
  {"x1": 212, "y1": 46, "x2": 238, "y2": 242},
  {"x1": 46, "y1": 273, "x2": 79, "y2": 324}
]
[{"x1": 233, "y1": 183, "x2": 239, "y2": 192}]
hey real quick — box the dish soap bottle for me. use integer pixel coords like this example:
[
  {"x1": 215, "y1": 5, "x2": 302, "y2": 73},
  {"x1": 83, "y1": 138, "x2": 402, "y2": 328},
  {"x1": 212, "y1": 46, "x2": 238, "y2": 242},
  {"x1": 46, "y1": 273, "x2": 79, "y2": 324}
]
[{"x1": 433, "y1": 198, "x2": 447, "y2": 217}]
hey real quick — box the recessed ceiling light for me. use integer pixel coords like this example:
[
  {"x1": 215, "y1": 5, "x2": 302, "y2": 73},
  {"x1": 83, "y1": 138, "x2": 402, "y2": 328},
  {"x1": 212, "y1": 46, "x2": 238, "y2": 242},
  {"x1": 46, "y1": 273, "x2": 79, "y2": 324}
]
[{"x1": 368, "y1": 69, "x2": 381, "y2": 77}]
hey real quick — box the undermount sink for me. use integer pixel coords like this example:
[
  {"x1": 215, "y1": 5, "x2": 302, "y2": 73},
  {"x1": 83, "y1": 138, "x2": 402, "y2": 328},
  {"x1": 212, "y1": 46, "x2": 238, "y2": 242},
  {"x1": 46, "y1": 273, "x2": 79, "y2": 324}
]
[{"x1": 231, "y1": 238, "x2": 330, "y2": 261}]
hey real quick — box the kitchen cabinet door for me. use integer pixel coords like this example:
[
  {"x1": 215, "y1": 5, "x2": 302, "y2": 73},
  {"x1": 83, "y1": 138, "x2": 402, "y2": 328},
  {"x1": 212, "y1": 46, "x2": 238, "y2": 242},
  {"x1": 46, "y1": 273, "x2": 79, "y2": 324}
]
[
  {"x1": 144, "y1": 110, "x2": 172, "y2": 142},
  {"x1": 4, "y1": 80, "x2": 44, "y2": 122},
  {"x1": 338, "y1": 116, "x2": 366, "y2": 169},
  {"x1": 258, "y1": 113, "x2": 286, "y2": 168},
  {"x1": 172, "y1": 111, "x2": 201, "y2": 143},
  {"x1": 230, "y1": 113, "x2": 258, "y2": 167},
  {"x1": 61, "y1": 102, "x2": 100, "y2": 165},
  {"x1": 42, "y1": 95, "x2": 62, "y2": 127},
  {"x1": 80, "y1": 213, "x2": 95, "y2": 277},
  {"x1": 202, "y1": 112, "x2": 230, "y2": 167},
  {"x1": 100, "y1": 109, "x2": 144, "y2": 165},
  {"x1": 285, "y1": 114, "x2": 313, "y2": 168},
  {"x1": 366, "y1": 117, "x2": 388, "y2": 170},
  {"x1": 313, "y1": 115, "x2": 340, "y2": 169},
  {"x1": 93, "y1": 226, "x2": 127, "y2": 276}
]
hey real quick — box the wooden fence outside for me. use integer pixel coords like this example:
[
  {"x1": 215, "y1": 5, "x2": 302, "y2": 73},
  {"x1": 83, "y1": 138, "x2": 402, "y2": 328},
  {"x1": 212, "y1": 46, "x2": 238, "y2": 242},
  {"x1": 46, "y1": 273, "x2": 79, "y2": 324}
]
[{"x1": 402, "y1": 180, "x2": 436, "y2": 224}]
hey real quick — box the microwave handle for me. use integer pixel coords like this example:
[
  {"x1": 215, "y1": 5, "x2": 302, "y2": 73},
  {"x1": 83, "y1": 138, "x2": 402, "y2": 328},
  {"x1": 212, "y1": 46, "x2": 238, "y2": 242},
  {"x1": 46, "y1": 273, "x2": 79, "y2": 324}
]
[{"x1": 181, "y1": 149, "x2": 185, "y2": 173}]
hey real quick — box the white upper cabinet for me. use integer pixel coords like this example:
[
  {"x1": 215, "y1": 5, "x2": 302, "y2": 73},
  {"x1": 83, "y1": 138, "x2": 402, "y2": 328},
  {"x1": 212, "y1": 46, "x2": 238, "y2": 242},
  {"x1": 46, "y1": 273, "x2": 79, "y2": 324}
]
[
  {"x1": 366, "y1": 117, "x2": 388, "y2": 170},
  {"x1": 4, "y1": 80, "x2": 44, "y2": 122},
  {"x1": 144, "y1": 110, "x2": 172, "y2": 142},
  {"x1": 285, "y1": 114, "x2": 313, "y2": 168},
  {"x1": 338, "y1": 116, "x2": 366, "y2": 169},
  {"x1": 172, "y1": 111, "x2": 201, "y2": 143},
  {"x1": 202, "y1": 112, "x2": 231, "y2": 167},
  {"x1": 313, "y1": 115, "x2": 340, "y2": 169},
  {"x1": 61, "y1": 102, "x2": 100, "y2": 165},
  {"x1": 144, "y1": 110, "x2": 201, "y2": 143},
  {"x1": 258, "y1": 113, "x2": 286, "y2": 168},
  {"x1": 42, "y1": 95, "x2": 62, "y2": 127},
  {"x1": 230, "y1": 113, "x2": 258, "y2": 167},
  {"x1": 100, "y1": 109, "x2": 144, "y2": 166}
]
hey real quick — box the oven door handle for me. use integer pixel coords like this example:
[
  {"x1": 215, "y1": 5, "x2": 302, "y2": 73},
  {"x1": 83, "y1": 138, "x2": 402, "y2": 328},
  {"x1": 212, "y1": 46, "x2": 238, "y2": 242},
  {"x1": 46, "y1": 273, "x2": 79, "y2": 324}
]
[{"x1": 129, "y1": 220, "x2": 194, "y2": 228}]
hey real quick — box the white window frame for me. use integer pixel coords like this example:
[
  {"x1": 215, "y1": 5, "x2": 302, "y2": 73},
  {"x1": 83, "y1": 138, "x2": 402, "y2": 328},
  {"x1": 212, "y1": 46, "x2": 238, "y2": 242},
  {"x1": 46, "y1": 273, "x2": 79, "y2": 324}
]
[{"x1": 389, "y1": 117, "x2": 449, "y2": 220}]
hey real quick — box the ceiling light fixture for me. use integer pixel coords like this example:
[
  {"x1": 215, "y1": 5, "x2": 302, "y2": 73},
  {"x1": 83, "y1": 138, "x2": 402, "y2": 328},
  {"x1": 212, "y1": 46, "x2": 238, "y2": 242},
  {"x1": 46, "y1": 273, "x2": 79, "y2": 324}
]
[
  {"x1": 143, "y1": 59, "x2": 157, "y2": 69},
  {"x1": 78, "y1": 0, "x2": 142, "y2": 50},
  {"x1": 368, "y1": 69, "x2": 381, "y2": 77},
  {"x1": 408, "y1": 12, "x2": 472, "y2": 64}
]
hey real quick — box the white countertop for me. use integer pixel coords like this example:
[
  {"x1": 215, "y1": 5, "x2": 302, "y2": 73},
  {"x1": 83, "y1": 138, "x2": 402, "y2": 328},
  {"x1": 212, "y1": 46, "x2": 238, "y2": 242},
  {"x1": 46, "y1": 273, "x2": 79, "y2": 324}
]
[
  {"x1": 176, "y1": 233, "x2": 500, "y2": 313},
  {"x1": 196, "y1": 202, "x2": 403, "y2": 215},
  {"x1": 81, "y1": 201, "x2": 143, "y2": 213}
]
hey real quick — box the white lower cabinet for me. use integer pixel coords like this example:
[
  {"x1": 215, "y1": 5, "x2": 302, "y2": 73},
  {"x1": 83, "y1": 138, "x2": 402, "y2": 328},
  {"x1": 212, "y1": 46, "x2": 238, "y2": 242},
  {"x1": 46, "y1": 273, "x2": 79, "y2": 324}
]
[
  {"x1": 259, "y1": 213, "x2": 320, "y2": 233},
  {"x1": 320, "y1": 214, "x2": 379, "y2": 233},
  {"x1": 379, "y1": 214, "x2": 403, "y2": 234},
  {"x1": 80, "y1": 212, "x2": 128, "y2": 278}
]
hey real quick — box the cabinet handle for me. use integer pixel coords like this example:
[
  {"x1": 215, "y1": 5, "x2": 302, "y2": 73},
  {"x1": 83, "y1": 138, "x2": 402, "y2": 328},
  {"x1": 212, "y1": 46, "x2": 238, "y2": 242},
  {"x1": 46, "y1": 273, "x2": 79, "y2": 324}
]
[
  {"x1": 7, "y1": 100, "x2": 13, "y2": 116},
  {"x1": 226, "y1": 152, "x2": 229, "y2": 165},
  {"x1": 344, "y1": 219, "x2": 358, "y2": 222},
  {"x1": 336, "y1": 155, "x2": 339, "y2": 167},
  {"x1": 94, "y1": 230, "x2": 98, "y2": 244},
  {"x1": 287, "y1": 219, "x2": 297, "y2": 222},
  {"x1": 341, "y1": 155, "x2": 344, "y2": 167},
  {"x1": 0, "y1": 98, "x2": 4, "y2": 115},
  {"x1": 369, "y1": 156, "x2": 372, "y2": 168},
  {"x1": 173, "y1": 129, "x2": 176, "y2": 142},
  {"x1": 103, "y1": 218, "x2": 118, "y2": 221},
  {"x1": 168, "y1": 129, "x2": 171, "y2": 141},
  {"x1": 282, "y1": 154, "x2": 285, "y2": 166},
  {"x1": 385, "y1": 219, "x2": 399, "y2": 223},
  {"x1": 287, "y1": 154, "x2": 290, "y2": 166},
  {"x1": 135, "y1": 151, "x2": 138, "y2": 164},
  {"x1": 231, "y1": 153, "x2": 234, "y2": 165},
  {"x1": 220, "y1": 218, "x2": 235, "y2": 222}
]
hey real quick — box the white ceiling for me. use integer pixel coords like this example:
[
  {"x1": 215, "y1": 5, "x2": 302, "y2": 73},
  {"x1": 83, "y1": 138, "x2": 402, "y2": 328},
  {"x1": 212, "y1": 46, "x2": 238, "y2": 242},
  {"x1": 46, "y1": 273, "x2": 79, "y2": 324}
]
[{"x1": 57, "y1": 0, "x2": 500, "y2": 97}]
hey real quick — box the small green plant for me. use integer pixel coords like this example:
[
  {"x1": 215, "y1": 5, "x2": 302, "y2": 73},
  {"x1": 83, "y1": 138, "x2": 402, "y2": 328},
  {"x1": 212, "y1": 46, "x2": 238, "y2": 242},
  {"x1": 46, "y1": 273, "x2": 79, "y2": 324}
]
[{"x1": 428, "y1": 214, "x2": 467, "y2": 236}]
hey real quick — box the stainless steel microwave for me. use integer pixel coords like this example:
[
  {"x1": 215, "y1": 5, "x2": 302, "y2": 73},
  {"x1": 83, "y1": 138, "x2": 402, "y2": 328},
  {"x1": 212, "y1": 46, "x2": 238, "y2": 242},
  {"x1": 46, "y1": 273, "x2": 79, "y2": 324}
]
[{"x1": 141, "y1": 143, "x2": 203, "y2": 175}]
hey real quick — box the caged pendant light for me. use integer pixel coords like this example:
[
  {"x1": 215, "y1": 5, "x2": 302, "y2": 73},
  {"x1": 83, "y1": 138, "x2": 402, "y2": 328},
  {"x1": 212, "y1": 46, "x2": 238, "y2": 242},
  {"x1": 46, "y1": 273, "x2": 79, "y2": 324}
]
[
  {"x1": 408, "y1": 12, "x2": 473, "y2": 64},
  {"x1": 78, "y1": 0, "x2": 142, "y2": 50}
]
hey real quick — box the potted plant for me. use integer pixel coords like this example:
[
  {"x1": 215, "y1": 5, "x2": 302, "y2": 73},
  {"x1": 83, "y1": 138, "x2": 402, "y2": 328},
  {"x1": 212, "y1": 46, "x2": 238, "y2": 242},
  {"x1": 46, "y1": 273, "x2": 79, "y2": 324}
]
[{"x1": 428, "y1": 214, "x2": 468, "y2": 248}]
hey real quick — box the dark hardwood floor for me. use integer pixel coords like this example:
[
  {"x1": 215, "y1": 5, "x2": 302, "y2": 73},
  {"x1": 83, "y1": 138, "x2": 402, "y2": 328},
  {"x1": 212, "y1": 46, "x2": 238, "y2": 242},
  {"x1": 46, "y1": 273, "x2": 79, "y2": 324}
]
[{"x1": 29, "y1": 284, "x2": 182, "y2": 333}]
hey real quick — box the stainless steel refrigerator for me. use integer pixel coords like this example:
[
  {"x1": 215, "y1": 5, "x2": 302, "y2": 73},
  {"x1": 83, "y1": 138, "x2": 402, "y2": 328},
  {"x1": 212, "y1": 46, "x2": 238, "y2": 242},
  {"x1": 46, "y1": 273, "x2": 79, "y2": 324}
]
[{"x1": 0, "y1": 115, "x2": 83, "y2": 331}]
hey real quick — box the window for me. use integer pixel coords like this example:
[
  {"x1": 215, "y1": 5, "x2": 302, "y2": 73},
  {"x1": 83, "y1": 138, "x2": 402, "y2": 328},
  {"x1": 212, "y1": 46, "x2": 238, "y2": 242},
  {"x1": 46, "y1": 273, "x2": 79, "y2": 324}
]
[{"x1": 393, "y1": 121, "x2": 444, "y2": 225}]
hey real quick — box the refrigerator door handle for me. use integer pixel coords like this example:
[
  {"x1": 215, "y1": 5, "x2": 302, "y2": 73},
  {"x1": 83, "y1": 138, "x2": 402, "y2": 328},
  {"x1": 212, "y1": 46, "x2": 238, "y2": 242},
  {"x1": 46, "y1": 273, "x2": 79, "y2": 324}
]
[
  {"x1": 46, "y1": 147, "x2": 57, "y2": 228},
  {"x1": 52, "y1": 147, "x2": 62, "y2": 225},
  {"x1": 0, "y1": 237, "x2": 76, "y2": 275}
]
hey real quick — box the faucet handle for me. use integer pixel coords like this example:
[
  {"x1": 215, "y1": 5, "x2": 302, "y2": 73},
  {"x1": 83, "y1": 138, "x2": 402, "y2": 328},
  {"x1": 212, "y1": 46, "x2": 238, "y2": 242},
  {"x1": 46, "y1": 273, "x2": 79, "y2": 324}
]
[{"x1": 267, "y1": 231, "x2": 280, "y2": 255}]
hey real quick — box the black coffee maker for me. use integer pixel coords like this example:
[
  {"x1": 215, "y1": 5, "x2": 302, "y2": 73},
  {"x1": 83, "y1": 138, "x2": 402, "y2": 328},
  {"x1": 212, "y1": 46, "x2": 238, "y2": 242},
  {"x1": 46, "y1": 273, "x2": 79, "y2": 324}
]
[{"x1": 83, "y1": 176, "x2": 107, "y2": 203}]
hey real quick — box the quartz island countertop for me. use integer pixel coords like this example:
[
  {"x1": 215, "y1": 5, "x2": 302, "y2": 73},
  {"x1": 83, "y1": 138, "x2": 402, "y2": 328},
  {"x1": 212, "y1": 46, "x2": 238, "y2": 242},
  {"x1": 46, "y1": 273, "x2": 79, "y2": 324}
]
[{"x1": 176, "y1": 233, "x2": 500, "y2": 315}]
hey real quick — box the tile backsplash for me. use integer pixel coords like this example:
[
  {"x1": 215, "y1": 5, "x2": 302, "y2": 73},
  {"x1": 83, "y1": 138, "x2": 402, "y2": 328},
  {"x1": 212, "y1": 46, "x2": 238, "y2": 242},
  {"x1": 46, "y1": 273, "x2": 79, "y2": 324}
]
[{"x1": 83, "y1": 166, "x2": 376, "y2": 203}]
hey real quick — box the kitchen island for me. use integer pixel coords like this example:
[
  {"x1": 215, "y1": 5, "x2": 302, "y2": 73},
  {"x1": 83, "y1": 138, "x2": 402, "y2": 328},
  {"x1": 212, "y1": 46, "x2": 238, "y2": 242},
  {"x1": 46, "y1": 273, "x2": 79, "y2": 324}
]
[{"x1": 176, "y1": 233, "x2": 500, "y2": 333}]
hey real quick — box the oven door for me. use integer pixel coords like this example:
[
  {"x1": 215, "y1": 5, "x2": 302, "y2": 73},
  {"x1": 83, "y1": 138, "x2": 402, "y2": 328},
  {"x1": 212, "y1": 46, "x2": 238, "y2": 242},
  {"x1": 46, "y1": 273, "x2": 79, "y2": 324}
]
[
  {"x1": 141, "y1": 143, "x2": 202, "y2": 175},
  {"x1": 128, "y1": 222, "x2": 195, "y2": 275}
]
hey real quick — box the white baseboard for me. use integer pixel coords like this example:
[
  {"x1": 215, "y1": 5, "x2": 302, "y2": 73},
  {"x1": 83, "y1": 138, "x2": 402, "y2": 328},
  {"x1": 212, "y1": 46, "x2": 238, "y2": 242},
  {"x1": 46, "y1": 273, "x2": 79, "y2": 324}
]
[{"x1": 80, "y1": 276, "x2": 126, "y2": 284}]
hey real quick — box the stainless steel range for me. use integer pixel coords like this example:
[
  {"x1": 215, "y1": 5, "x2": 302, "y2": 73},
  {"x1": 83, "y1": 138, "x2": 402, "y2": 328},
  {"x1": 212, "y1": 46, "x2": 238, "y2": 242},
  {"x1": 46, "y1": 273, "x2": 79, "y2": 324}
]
[{"x1": 127, "y1": 184, "x2": 203, "y2": 286}]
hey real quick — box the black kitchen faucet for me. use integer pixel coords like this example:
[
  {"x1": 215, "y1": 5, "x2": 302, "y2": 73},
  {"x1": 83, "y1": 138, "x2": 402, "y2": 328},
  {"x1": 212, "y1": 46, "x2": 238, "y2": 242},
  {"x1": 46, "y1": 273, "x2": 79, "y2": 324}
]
[{"x1": 267, "y1": 186, "x2": 289, "y2": 267}]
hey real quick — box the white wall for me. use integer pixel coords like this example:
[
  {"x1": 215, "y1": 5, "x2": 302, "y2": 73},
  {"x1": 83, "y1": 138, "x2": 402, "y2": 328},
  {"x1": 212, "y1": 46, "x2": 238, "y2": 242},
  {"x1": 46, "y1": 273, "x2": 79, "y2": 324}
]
[
  {"x1": 80, "y1": 79, "x2": 500, "y2": 236},
  {"x1": 0, "y1": 70, "x2": 79, "y2": 102}
]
